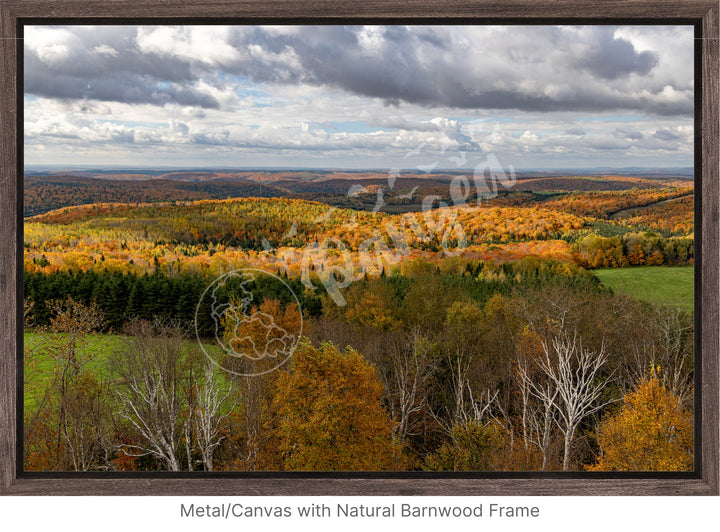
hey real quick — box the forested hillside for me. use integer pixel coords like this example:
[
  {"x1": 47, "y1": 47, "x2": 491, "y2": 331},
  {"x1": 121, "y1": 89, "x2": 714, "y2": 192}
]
[
  {"x1": 23, "y1": 172, "x2": 695, "y2": 473},
  {"x1": 24, "y1": 256, "x2": 693, "y2": 472}
]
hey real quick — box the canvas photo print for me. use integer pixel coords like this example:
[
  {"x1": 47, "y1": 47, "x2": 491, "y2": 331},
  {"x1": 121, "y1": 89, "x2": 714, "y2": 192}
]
[{"x1": 22, "y1": 24, "x2": 695, "y2": 472}]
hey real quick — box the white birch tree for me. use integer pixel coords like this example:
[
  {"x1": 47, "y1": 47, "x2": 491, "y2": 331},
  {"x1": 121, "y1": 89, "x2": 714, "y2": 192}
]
[
  {"x1": 113, "y1": 320, "x2": 189, "y2": 471},
  {"x1": 536, "y1": 333, "x2": 615, "y2": 470},
  {"x1": 190, "y1": 360, "x2": 233, "y2": 471}
]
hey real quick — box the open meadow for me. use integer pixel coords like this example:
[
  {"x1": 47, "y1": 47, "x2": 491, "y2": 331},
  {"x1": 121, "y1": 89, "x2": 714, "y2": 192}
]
[{"x1": 595, "y1": 266, "x2": 694, "y2": 313}]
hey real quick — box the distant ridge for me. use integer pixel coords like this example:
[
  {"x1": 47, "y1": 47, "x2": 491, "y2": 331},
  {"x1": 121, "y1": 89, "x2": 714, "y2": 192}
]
[
  {"x1": 23, "y1": 175, "x2": 291, "y2": 217},
  {"x1": 24, "y1": 169, "x2": 692, "y2": 218}
]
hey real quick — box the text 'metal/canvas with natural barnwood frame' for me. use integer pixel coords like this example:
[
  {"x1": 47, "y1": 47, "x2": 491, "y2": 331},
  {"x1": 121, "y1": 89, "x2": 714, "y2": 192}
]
[{"x1": 1, "y1": 0, "x2": 718, "y2": 495}]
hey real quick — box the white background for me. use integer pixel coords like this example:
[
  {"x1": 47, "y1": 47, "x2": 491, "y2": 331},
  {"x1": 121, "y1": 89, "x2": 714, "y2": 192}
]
[{"x1": 0, "y1": 495, "x2": 718, "y2": 531}]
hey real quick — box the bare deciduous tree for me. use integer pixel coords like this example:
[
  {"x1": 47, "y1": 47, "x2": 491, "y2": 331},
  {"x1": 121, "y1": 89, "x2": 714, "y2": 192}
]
[
  {"x1": 113, "y1": 320, "x2": 232, "y2": 472},
  {"x1": 516, "y1": 356, "x2": 559, "y2": 470},
  {"x1": 381, "y1": 330, "x2": 435, "y2": 440},
  {"x1": 189, "y1": 360, "x2": 233, "y2": 471},
  {"x1": 112, "y1": 320, "x2": 191, "y2": 471},
  {"x1": 39, "y1": 297, "x2": 109, "y2": 471},
  {"x1": 536, "y1": 333, "x2": 615, "y2": 470},
  {"x1": 24, "y1": 299, "x2": 34, "y2": 328},
  {"x1": 625, "y1": 304, "x2": 694, "y2": 407},
  {"x1": 442, "y1": 301, "x2": 485, "y2": 428},
  {"x1": 60, "y1": 372, "x2": 112, "y2": 471}
]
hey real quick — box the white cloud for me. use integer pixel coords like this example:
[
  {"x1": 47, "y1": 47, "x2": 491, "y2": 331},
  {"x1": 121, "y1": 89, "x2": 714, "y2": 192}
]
[
  {"x1": 24, "y1": 27, "x2": 75, "y2": 64},
  {"x1": 23, "y1": 24, "x2": 694, "y2": 168},
  {"x1": 135, "y1": 26, "x2": 243, "y2": 67},
  {"x1": 91, "y1": 44, "x2": 119, "y2": 57}
]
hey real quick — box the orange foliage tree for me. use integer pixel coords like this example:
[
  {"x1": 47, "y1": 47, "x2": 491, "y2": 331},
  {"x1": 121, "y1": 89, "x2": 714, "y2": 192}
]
[
  {"x1": 221, "y1": 298, "x2": 302, "y2": 471},
  {"x1": 589, "y1": 373, "x2": 693, "y2": 471}
]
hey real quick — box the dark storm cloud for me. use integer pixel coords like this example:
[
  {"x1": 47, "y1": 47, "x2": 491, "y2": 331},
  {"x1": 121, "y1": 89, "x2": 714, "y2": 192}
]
[
  {"x1": 217, "y1": 26, "x2": 442, "y2": 105},
  {"x1": 24, "y1": 26, "x2": 221, "y2": 108},
  {"x1": 220, "y1": 25, "x2": 691, "y2": 115},
  {"x1": 24, "y1": 25, "x2": 692, "y2": 115},
  {"x1": 575, "y1": 27, "x2": 658, "y2": 80},
  {"x1": 25, "y1": 59, "x2": 221, "y2": 108}
]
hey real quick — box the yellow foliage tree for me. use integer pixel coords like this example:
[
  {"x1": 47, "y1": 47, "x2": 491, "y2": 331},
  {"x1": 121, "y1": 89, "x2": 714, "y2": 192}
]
[
  {"x1": 344, "y1": 289, "x2": 400, "y2": 331},
  {"x1": 589, "y1": 374, "x2": 693, "y2": 471},
  {"x1": 272, "y1": 341, "x2": 407, "y2": 471},
  {"x1": 424, "y1": 421, "x2": 506, "y2": 471}
]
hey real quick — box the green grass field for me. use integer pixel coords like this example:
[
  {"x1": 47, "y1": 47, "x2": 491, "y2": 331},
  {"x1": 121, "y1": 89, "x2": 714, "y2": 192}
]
[
  {"x1": 24, "y1": 332, "x2": 131, "y2": 411},
  {"x1": 23, "y1": 331, "x2": 227, "y2": 412},
  {"x1": 594, "y1": 265, "x2": 694, "y2": 313}
]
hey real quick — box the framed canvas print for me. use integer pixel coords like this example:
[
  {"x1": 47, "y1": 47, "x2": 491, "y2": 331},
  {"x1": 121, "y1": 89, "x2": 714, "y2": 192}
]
[{"x1": 0, "y1": 0, "x2": 718, "y2": 495}]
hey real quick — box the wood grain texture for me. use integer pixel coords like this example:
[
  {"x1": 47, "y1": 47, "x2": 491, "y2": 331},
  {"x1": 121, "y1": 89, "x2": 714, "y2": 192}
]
[
  {"x1": 699, "y1": 0, "x2": 720, "y2": 495},
  {"x1": 0, "y1": 0, "x2": 18, "y2": 493},
  {"x1": 0, "y1": 476, "x2": 713, "y2": 496},
  {"x1": 0, "y1": 0, "x2": 717, "y2": 19},
  {"x1": 1, "y1": 0, "x2": 718, "y2": 496}
]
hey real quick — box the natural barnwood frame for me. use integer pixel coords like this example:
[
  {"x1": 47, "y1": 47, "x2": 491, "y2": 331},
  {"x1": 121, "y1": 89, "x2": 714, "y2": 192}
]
[{"x1": 0, "y1": 0, "x2": 717, "y2": 496}]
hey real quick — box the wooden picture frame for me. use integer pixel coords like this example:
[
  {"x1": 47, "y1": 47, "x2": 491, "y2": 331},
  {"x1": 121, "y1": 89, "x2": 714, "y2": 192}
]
[{"x1": 1, "y1": 0, "x2": 717, "y2": 495}]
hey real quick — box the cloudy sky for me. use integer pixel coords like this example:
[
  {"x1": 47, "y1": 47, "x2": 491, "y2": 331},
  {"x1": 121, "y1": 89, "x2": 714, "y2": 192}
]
[{"x1": 24, "y1": 25, "x2": 694, "y2": 169}]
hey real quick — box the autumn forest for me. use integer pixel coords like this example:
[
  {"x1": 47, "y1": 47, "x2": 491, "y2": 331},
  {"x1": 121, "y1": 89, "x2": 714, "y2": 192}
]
[{"x1": 23, "y1": 168, "x2": 695, "y2": 473}]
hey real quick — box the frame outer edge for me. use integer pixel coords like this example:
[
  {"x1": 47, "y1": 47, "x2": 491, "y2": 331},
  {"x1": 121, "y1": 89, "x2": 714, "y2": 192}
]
[
  {"x1": 0, "y1": 0, "x2": 18, "y2": 492},
  {"x1": 1, "y1": 0, "x2": 719, "y2": 496},
  {"x1": 700, "y1": 0, "x2": 720, "y2": 496},
  {"x1": 1, "y1": 0, "x2": 717, "y2": 20}
]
